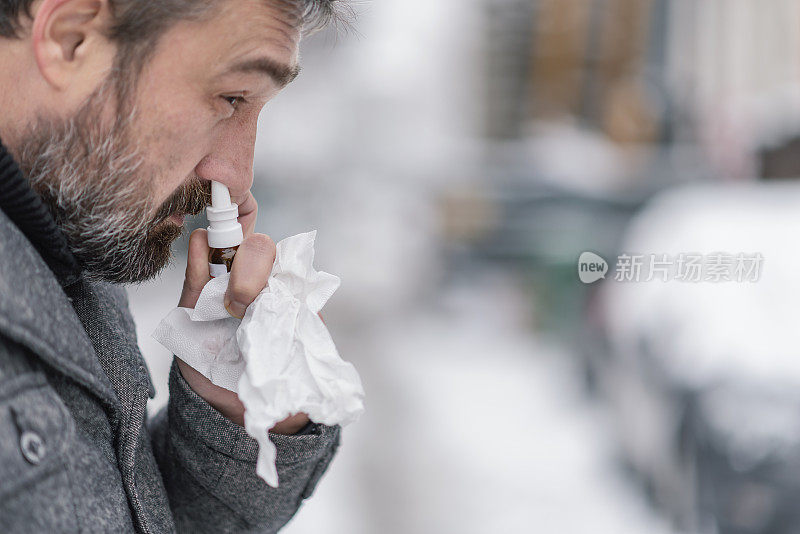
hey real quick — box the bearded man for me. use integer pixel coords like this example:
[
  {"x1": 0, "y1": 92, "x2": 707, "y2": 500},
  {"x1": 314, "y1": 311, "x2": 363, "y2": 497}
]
[{"x1": 0, "y1": 1, "x2": 346, "y2": 532}]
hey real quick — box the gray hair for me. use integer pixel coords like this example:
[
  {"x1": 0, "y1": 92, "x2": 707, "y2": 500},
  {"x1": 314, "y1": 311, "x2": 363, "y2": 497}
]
[{"x1": 0, "y1": 1, "x2": 351, "y2": 41}]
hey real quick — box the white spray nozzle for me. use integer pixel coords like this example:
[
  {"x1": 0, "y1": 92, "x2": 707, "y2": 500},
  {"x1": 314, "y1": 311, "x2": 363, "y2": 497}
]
[
  {"x1": 211, "y1": 180, "x2": 232, "y2": 208},
  {"x1": 206, "y1": 180, "x2": 243, "y2": 249}
]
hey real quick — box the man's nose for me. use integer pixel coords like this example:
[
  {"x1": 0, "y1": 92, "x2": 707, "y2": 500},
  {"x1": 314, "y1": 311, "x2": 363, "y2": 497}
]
[{"x1": 194, "y1": 118, "x2": 258, "y2": 196}]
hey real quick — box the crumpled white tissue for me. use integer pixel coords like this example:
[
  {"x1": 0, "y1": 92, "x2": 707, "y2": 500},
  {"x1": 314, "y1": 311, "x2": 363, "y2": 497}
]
[{"x1": 151, "y1": 230, "x2": 365, "y2": 487}]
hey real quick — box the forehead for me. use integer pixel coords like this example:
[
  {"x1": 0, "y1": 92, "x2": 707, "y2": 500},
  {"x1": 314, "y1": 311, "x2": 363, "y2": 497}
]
[
  {"x1": 158, "y1": 0, "x2": 302, "y2": 73},
  {"x1": 210, "y1": 0, "x2": 302, "y2": 60}
]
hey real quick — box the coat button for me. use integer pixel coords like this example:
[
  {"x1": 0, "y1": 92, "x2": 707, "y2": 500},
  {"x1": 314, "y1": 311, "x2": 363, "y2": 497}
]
[{"x1": 20, "y1": 431, "x2": 46, "y2": 465}]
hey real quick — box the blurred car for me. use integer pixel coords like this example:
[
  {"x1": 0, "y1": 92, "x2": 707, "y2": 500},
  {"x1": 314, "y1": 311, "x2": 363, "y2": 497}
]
[{"x1": 595, "y1": 183, "x2": 800, "y2": 534}]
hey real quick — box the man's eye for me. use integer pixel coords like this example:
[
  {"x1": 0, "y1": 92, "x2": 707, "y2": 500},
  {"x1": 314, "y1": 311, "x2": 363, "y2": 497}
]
[{"x1": 222, "y1": 95, "x2": 246, "y2": 109}]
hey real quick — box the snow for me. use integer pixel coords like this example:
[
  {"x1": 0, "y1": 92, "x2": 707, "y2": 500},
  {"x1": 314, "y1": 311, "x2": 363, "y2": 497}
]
[
  {"x1": 602, "y1": 182, "x2": 800, "y2": 391},
  {"x1": 128, "y1": 265, "x2": 675, "y2": 533}
]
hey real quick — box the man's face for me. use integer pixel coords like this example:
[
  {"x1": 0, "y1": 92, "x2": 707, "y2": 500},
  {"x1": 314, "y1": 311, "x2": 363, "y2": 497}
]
[{"x1": 17, "y1": 0, "x2": 301, "y2": 283}]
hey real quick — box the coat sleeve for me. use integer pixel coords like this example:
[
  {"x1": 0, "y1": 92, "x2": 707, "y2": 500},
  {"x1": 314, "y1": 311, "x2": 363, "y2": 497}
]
[{"x1": 148, "y1": 358, "x2": 341, "y2": 533}]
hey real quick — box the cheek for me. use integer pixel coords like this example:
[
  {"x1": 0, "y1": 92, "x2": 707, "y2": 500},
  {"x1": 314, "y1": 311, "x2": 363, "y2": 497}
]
[
  {"x1": 138, "y1": 109, "x2": 214, "y2": 202},
  {"x1": 131, "y1": 49, "x2": 221, "y2": 202}
]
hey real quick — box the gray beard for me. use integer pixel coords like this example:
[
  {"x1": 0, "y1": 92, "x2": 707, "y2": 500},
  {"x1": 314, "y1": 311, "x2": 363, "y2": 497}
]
[{"x1": 15, "y1": 78, "x2": 209, "y2": 284}]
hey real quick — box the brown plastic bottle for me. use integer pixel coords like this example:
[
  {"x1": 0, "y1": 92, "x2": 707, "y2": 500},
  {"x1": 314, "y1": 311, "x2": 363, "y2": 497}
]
[
  {"x1": 208, "y1": 245, "x2": 239, "y2": 277},
  {"x1": 206, "y1": 180, "x2": 243, "y2": 278}
]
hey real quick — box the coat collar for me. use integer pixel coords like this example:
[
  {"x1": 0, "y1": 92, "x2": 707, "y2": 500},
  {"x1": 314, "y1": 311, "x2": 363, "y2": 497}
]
[
  {"x1": 0, "y1": 197, "x2": 119, "y2": 409},
  {"x1": 0, "y1": 139, "x2": 83, "y2": 287}
]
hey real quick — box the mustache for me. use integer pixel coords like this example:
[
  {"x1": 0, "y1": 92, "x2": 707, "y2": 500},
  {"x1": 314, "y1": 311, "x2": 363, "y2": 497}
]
[{"x1": 152, "y1": 177, "x2": 212, "y2": 224}]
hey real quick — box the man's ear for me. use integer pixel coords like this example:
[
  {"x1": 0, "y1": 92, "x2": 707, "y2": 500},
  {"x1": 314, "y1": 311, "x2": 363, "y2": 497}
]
[{"x1": 32, "y1": 0, "x2": 114, "y2": 90}]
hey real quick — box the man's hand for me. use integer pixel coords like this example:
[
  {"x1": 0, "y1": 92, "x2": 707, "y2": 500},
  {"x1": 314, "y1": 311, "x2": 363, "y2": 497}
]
[{"x1": 176, "y1": 198, "x2": 310, "y2": 434}]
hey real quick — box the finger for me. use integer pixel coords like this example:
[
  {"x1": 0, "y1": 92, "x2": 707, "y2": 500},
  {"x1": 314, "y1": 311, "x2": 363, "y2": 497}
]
[
  {"x1": 224, "y1": 233, "x2": 276, "y2": 319},
  {"x1": 271, "y1": 412, "x2": 311, "y2": 435},
  {"x1": 178, "y1": 228, "x2": 211, "y2": 308},
  {"x1": 231, "y1": 190, "x2": 258, "y2": 237}
]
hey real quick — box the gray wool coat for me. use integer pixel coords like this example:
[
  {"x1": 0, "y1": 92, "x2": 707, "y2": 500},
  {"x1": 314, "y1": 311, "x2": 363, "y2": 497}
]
[{"x1": 0, "y1": 205, "x2": 341, "y2": 533}]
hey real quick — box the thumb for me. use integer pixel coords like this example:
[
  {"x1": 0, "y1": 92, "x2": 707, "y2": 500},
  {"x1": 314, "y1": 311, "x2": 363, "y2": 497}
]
[{"x1": 178, "y1": 228, "x2": 211, "y2": 308}]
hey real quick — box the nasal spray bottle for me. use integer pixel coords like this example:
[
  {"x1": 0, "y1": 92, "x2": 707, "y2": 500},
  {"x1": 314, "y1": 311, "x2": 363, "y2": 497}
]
[{"x1": 206, "y1": 181, "x2": 243, "y2": 278}]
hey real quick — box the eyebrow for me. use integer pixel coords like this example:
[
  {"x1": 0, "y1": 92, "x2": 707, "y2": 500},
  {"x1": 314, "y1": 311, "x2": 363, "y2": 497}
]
[{"x1": 225, "y1": 57, "x2": 301, "y2": 87}]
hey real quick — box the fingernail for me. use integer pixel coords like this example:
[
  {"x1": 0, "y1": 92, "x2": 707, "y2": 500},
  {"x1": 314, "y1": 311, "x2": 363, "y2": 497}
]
[{"x1": 225, "y1": 297, "x2": 247, "y2": 319}]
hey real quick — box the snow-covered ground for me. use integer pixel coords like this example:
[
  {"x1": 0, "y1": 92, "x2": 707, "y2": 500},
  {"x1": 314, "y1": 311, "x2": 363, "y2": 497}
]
[{"x1": 128, "y1": 263, "x2": 675, "y2": 533}]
